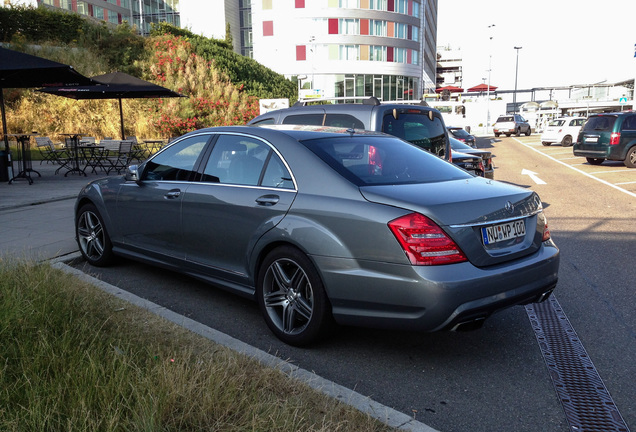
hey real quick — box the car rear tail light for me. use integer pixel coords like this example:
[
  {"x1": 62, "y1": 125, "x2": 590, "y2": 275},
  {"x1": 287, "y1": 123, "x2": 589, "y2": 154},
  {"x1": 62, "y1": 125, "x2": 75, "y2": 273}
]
[
  {"x1": 388, "y1": 213, "x2": 467, "y2": 266},
  {"x1": 610, "y1": 132, "x2": 621, "y2": 145},
  {"x1": 542, "y1": 218, "x2": 551, "y2": 242}
]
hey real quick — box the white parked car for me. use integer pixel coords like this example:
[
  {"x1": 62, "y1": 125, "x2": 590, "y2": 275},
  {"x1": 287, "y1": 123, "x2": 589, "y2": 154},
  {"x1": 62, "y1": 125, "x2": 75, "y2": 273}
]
[{"x1": 541, "y1": 117, "x2": 586, "y2": 147}]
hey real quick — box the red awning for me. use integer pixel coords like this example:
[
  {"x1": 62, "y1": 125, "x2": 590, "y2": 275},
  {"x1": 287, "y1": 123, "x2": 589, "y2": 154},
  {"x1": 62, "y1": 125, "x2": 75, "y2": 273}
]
[
  {"x1": 435, "y1": 85, "x2": 464, "y2": 93},
  {"x1": 467, "y1": 83, "x2": 498, "y2": 92}
]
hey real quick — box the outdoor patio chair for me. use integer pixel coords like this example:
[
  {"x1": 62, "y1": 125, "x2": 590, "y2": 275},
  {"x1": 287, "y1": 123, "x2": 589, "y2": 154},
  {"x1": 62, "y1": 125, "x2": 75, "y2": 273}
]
[
  {"x1": 105, "y1": 140, "x2": 134, "y2": 174},
  {"x1": 34, "y1": 136, "x2": 64, "y2": 164}
]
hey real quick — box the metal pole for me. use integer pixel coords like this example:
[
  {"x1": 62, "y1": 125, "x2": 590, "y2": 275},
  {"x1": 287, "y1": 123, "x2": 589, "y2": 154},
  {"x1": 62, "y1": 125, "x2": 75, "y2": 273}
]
[
  {"x1": 514, "y1": 46, "x2": 522, "y2": 113},
  {"x1": 485, "y1": 24, "x2": 495, "y2": 135}
]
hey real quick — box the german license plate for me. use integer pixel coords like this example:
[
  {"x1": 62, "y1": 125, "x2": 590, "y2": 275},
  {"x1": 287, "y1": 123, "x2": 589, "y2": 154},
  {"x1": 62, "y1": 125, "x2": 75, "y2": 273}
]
[
  {"x1": 481, "y1": 220, "x2": 526, "y2": 245},
  {"x1": 585, "y1": 137, "x2": 598, "y2": 143}
]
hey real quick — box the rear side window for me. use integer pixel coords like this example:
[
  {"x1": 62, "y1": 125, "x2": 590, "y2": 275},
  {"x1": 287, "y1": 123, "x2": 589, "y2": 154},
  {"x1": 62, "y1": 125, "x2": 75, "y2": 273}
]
[
  {"x1": 300, "y1": 135, "x2": 469, "y2": 186},
  {"x1": 621, "y1": 115, "x2": 636, "y2": 130},
  {"x1": 324, "y1": 114, "x2": 364, "y2": 129},
  {"x1": 383, "y1": 112, "x2": 448, "y2": 158},
  {"x1": 582, "y1": 116, "x2": 617, "y2": 132},
  {"x1": 282, "y1": 114, "x2": 324, "y2": 126}
]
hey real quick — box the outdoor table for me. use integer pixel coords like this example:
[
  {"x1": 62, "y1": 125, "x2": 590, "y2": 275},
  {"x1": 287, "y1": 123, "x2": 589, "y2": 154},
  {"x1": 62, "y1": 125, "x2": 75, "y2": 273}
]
[
  {"x1": 7, "y1": 133, "x2": 40, "y2": 185},
  {"x1": 79, "y1": 145, "x2": 107, "y2": 174},
  {"x1": 60, "y1": 133, "x2": 87, "y2": 177},
  {"x1": 143, "y1": 139, "x2": 165, "y2": 156}
]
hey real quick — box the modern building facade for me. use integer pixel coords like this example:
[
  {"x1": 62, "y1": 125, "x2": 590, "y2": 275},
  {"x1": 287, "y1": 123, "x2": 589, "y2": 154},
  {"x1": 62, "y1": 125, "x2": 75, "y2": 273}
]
[
  {"x1": 31, "y1": 0, "x2": 180, "y2": 35},
  {"x1": 244, "y1": 0, "x2": 437, "y2": 102}
]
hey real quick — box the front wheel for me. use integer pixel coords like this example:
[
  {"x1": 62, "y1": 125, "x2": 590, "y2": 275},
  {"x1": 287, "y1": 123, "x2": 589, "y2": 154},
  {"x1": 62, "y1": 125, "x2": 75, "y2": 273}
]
[
  {"x1": 624, "y1": 147, "x2": 636, "y2": 168},
  {"x1": 76, "y1": 203, "x2": 115, "y2": 266},
  {"x1": 257, "y1": 246, "x2": 334, "y2": 346},
  {"x1": 586, "y1": 157, "x2": 604, "y2": 166},
  {"x1": 561, "y1": 135, "x2": 573, "y2": 147}
]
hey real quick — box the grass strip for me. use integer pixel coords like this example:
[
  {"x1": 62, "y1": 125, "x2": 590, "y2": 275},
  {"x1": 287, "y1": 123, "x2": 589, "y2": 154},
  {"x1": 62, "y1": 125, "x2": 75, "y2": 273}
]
[{"x1": 0, "y1": 259, "x2": 394, "y2": 432}]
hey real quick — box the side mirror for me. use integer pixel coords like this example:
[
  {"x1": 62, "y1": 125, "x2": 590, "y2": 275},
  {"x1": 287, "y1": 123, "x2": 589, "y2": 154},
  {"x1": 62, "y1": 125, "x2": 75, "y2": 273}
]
[{"x1": 125, "y1": 164, "x2": 140, "y2": 183}]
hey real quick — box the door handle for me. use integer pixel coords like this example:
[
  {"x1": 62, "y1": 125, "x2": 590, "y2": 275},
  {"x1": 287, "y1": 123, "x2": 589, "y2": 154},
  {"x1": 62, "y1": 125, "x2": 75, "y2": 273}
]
[
  {"x1": 164, "y1": 189, "x2": 181, "y2": 199},
  {"x1": 256, "y1": 195, "x2": 280, "y2": 206}
]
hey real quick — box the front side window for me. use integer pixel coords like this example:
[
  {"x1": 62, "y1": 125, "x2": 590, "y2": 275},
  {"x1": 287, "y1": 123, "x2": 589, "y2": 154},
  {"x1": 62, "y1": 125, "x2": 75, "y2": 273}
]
[
  {"x1": 144, "y1": 135, "x2": 209, "y2": 181},
  {"x1": 202, "y1": 134, "x2": 293, "y2": 189}
]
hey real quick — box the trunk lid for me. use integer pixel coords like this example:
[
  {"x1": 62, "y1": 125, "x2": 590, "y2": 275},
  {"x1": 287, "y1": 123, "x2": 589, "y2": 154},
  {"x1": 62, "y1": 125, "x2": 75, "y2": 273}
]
[{"x1": 360, "y1": 178, "x2": 546, "y2": 267}]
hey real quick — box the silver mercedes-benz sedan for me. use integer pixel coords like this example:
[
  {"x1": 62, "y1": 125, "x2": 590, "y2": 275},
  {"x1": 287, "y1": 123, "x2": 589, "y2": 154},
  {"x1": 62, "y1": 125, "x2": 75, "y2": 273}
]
[{"x1": 75, "y1": 125, "x2": 559, "y2": 346}]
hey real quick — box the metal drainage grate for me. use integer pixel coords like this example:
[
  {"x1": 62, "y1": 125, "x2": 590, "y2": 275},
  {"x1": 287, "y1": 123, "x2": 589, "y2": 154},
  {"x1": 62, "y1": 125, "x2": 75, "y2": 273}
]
[{"x1": 525, "y1": 295, "x2": 630, "y2": 432}]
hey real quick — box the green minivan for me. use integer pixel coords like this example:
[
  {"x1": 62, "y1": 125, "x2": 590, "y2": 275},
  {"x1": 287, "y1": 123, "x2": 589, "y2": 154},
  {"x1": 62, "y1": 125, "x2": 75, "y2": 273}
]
[{"x1": 573, "y1": 112, "x2": 636, "y2": 167}]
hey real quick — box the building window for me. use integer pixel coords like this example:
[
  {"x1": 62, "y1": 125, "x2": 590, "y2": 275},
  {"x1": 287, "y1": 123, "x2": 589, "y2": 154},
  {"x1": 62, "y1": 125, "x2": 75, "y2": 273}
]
[
  {"x1": 369, "y1": 0, "x2": 387, "y2": 10},
  {"x1": 295, "y1": 0, "x2": 305, "y2": 7},
  {"x1": 370, "y1": 20, "x2": 386, "y2": 36},
  {"x1": 395, "y1": 22, "x2": 407, "y2": 39},
  {"x1": 339, "y1": 0, "x2": 360, "y2": 7},
  {"x1": 262, "y1": 0, "x2": 272, "y2": 9},
  {"x1": 370, "y1": 46, "x2": 386, "y2": 61},
  {"x1": 296, "y1": 45, "x2": 307, "y2": 61},
  {"x1": 339, "y1": 45, "x2": 359, "y2": 60},
  {"x1": 395, "y1": 0, "x2": 407, "y2": 13},
  {"x1": 77, "y1": 1, "x2": 88, "y2": 15},
  {"x1": 412, "y1": 0, "x2": 420, "y2": 17},
  {"x1": 340, "y1": 18, "x2": 359, "y2": 35},
  {"x1": 263, "y1": 21, "x2": 273, "y2": 36}
]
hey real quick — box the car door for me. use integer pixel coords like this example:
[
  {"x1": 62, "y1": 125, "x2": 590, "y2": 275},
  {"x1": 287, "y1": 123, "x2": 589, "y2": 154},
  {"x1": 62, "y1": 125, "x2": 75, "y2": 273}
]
[
  {"x1": 116, "y1": 134, "x2": 210, "y2": 259},
  {"x1": 181, "y1": 132, "x2": 297, "y2": 284}
]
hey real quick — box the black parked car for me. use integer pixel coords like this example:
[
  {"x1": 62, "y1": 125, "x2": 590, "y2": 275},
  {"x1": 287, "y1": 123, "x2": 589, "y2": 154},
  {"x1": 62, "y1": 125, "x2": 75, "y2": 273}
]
[
  {"x1": 450, "y1": 137, "x2": 494, "y2": 179},
  {"x1": 447, "y1": 126, "x2": 476, "y2": 147}
]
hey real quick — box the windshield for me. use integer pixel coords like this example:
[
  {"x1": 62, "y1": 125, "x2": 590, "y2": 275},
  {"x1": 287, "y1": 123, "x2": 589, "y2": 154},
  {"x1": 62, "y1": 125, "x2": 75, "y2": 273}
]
[
  {"x1": 382, "y1": 112, "x2": 448, "y2": 159},
  {"x1": 300, "y1": 135, "x2": 470, "y2": 186},
  {"x1": 450, "y1": 128, "x2": 470, "y2": 138},
  {"x1": 582, "y1": 115, "x2": 617, "y2": 132}
]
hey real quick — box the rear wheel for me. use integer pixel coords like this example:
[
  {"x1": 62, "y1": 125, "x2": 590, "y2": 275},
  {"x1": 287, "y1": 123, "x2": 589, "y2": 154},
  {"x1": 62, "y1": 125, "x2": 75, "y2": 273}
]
[
  {"x1": 257, "y1": 246, "x2": 334, "y2": 346},
  {"x1": 505, "y1": 133, "x2": 511, "y2": 137},
  {"x1": 76, "y1": 203, "x2": 114, "y2": 266},
  {"x1": 541, "y1": 141, "x2": 551, "y2": 146},
  {"x1": 586, "y1": 157, "x2": 604, "y2": 166},
  {"x1": 624, "y1": 147, "x2": 636, "y2": 168},
  {"x1": 494, "y1": 133, "x2": 500, "y2": 137},
  {"x1": 561, "y1": 135, "x2": 573, "y2": 146},
  {"x1": 525, "y1": 127, "x2": 531, "y2": 136}
]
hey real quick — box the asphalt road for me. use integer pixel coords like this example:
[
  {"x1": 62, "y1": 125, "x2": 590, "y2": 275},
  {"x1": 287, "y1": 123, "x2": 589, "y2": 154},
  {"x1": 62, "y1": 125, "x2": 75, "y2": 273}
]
[{"x1": 71, "y1": 134, "x2": 636, "y2": 432}]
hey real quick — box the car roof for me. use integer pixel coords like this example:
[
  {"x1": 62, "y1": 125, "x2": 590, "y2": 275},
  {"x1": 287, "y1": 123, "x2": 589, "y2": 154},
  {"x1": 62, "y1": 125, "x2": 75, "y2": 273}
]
[{"x1": 186, "y1": 124, "x2": 389, "y2": 141}]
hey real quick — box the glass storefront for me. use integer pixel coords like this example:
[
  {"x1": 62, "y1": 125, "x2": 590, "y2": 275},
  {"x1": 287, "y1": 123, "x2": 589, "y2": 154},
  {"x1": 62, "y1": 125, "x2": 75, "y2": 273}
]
[{"x1": 333, "y1": 74, "x2": 418, "y2": 102}]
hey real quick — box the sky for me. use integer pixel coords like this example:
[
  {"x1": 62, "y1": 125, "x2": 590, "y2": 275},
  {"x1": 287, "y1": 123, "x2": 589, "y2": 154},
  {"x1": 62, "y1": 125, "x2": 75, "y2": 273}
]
[{"x1": 436, "y1": 0, "x2": 636, "y2": 91}]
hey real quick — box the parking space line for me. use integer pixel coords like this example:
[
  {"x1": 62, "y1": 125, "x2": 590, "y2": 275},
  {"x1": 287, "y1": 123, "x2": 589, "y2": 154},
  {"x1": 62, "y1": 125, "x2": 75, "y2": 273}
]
[{"x1": 512, "y1": 137, "x2": 636, "y2": 198}]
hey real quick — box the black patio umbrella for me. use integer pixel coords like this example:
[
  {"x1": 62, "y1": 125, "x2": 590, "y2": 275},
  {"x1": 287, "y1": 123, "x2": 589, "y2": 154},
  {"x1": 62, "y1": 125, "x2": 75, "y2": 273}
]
[
  {"x1": 38, "y1": 71, "x2": 185, "y2": 139},
  {"x1": 0, "y1": 46, "x2": 94, "y2": 152}
]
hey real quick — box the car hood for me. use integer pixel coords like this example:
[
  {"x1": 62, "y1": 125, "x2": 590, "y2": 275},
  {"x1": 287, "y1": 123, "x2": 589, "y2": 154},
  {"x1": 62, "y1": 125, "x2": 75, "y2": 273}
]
[{"x1": 359, "y1": 178, "x2": 538, "y2": 226}]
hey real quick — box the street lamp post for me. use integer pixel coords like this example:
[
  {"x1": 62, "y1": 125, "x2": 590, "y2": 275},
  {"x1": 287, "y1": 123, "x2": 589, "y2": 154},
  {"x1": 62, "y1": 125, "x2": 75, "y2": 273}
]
[
  {"x1": 514, "y1": 46, "x2": 523, "y2": 113},
  {"x1": 485, "y1": 24, "x2": 495, "y2": 134}
]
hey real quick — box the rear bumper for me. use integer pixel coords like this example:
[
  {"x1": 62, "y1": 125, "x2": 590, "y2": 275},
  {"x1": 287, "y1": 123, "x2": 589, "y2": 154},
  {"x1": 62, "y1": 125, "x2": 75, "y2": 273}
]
[{"x1": 314, "y1": 241, "x2": 560, "y2": 332}]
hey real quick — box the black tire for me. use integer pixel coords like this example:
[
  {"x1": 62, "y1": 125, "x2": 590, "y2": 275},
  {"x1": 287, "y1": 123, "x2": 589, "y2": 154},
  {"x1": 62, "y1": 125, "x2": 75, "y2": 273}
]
[
  {"x1": 541, "y1": 141, "x2": 551, "y2": 147},
  {"x1": 525, "y1": 127, "x2": 531, "y2": 136},
  {"x1": 257, "y1": 246, "x2": 334, "y2": 346},
  {"x1": 494, "y1": 133, "x2": 500, "y2": 137},
  {"x1": 561, "y1": 135, "x2": 573, "y2": 147},
  {"x1": 505, "y1": 133, "x2": 511, "y2": 137},
  {"x1": 515, "y1": 128, "x2": 521, "y2": 137},
  {"x1": 624, "y1": 147, "x2": 636, "y2": 168},
  {"x1": 586, "y1": 157, "x2": 604, "y2": 166},
  {"x1": 76, "y1": 203, "x2": 115, "y2": 267}
]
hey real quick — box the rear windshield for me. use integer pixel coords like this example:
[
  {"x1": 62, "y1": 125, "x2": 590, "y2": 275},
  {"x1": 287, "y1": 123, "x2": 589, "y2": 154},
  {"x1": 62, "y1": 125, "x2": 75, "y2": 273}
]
[
  {"x1": 382, "y1": 112, "x2": 448, "y2": 158},
  {"x1": 496, "y1": 116, "x2": 514, "y2": 122},
  {"x1": 582, "y1": 115, "x2": 617, "y2": 132},
  {"x1": 300, "y1": 135, "x2": 469, "y2": 186},
  {"x1": 450, "y1": 128, "x2": 470, "y2": 138}
]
